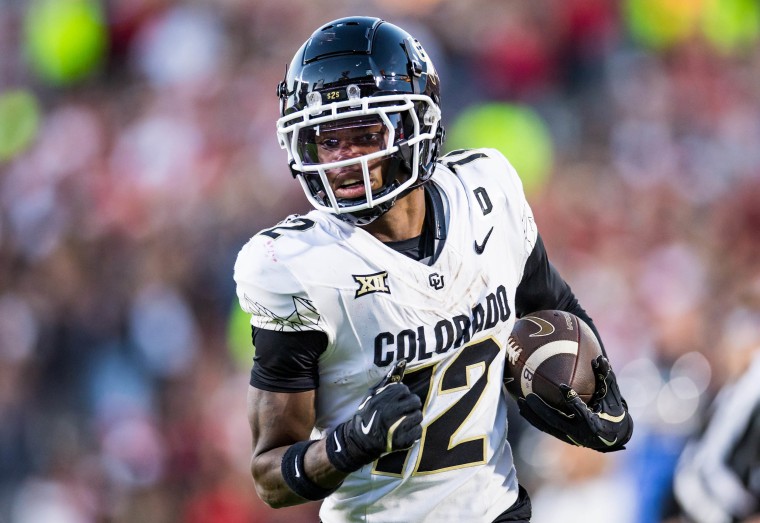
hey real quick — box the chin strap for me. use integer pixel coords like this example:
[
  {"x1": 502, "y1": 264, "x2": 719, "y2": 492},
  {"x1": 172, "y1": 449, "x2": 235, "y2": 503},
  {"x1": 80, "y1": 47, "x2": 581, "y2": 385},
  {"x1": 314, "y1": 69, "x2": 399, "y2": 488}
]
[{"x1": 337, "y1": 203, "x2": 394, "y2": 226}]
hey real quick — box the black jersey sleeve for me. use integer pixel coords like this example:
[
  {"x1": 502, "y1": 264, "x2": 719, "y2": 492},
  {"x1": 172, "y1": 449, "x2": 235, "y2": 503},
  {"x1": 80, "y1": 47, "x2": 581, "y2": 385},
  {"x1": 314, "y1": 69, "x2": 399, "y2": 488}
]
[
  {"x1": 515, "y1": 233, "x2": 607, "y2": 355},
  {"x1": 249, "y1": 327, "x2": 328, "y2": 392}
]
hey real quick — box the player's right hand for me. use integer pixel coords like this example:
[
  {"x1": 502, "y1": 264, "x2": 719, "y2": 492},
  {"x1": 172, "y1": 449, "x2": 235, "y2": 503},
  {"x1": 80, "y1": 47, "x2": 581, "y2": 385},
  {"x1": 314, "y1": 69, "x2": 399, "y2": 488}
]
[
  {"x1": 326, "y1": 359, "x2": 423, "y2": 473},
  {"x1": 517, "y1": 356, "x2": 633, "y2": 453}
]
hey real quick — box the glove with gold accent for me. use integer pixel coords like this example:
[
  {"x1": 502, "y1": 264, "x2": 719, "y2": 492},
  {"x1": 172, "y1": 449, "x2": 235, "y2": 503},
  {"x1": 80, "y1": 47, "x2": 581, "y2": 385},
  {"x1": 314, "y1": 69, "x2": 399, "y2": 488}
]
[
  {"x1": 326, "y1": 359, "x2": 423, "y2": 472},
  {"x1": 517, "y1": 356, "x2": 633, "y2": 453}
]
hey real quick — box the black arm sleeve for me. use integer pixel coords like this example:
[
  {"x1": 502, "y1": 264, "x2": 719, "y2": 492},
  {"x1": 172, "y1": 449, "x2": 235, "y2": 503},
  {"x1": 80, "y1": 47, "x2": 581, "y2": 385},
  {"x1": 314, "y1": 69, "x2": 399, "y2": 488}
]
[
  {"x1": 249, "y1": 327, "x2": 327, "y2": 392},
  {"x1": 515, "y1": 233, "x2": 606, "y2": 355}
]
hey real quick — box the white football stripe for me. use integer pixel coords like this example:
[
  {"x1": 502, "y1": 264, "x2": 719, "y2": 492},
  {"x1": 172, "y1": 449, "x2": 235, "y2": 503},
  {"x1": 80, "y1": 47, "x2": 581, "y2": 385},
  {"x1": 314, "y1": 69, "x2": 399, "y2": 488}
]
[{"x1": 521, "y1": 340, "x2": 579, "y2": 397}]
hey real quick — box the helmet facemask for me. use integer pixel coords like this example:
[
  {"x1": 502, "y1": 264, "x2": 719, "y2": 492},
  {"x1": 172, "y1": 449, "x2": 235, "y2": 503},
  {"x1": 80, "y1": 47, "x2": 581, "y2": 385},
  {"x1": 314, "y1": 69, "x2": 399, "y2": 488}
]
[{"x1": 277, "y1": 89, "x2": 442, "y2": 225}]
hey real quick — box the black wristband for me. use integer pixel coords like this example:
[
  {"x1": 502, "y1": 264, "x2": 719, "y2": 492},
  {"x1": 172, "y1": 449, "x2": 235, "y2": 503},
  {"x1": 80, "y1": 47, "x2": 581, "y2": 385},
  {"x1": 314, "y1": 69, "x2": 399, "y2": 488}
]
[
  {"x1": 326, "y1": 423, "x2": 374, "y2": 473},
  {"x1": 281, "y1": 440, "x2": 339, "y2": 501}
]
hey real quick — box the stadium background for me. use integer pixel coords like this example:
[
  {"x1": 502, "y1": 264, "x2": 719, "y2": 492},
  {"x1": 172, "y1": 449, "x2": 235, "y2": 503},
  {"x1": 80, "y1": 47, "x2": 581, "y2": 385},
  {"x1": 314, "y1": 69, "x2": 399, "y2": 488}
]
[{"x1": 1, "y1": 0, "x2": 759, "y2": 521}]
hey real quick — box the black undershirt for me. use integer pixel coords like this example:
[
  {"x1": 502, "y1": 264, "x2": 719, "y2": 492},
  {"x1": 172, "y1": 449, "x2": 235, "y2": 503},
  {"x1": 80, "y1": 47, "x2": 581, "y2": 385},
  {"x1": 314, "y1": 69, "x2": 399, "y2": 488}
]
[
  {"x1": 250, "y1": 328, "x2": 327, "y2": 392},
  {"x1": 384, "y1": 184, "x2": 440, "y2": 263},
  {"x1": 384, "y1": 235, "x2": 425, "y2": 261},
  {"x1": 249, "y1": 202, "x2": 603, "y2": 392}
]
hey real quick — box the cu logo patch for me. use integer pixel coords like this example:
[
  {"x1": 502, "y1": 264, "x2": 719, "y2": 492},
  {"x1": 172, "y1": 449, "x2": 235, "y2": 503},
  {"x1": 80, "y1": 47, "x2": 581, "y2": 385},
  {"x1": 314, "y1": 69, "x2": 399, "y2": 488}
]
[
  {"x1": 353, "y1": 271, "x2": 391, "y2": 298},
  {"x1": 428, "y1": 273, "x2": 445, "y2": 290}
]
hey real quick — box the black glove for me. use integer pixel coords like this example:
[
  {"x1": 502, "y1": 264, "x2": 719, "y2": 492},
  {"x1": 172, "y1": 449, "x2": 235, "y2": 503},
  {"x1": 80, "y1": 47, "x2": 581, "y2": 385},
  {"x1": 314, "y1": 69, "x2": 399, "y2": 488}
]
[
  {"x1": 517, "y1": 356, "x2": 633, "y2": 453},
  {"x1": 327, "y1": 359, "x2": 423, "y2": 472}
]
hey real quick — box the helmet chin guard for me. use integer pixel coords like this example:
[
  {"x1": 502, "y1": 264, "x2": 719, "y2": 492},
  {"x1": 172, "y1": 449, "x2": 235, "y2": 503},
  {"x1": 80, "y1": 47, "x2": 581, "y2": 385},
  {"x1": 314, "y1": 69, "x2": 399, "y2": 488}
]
[{"x1": 277, "y1": 17, "x2": 445, "y2": 225}]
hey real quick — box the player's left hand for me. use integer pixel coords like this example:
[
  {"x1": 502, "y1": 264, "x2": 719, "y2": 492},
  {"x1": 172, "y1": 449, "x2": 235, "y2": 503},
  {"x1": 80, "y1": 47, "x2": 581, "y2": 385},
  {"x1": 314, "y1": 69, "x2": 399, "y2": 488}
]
[{"x1": 517, "y1": 356, "x2": 633, "y2": 453}]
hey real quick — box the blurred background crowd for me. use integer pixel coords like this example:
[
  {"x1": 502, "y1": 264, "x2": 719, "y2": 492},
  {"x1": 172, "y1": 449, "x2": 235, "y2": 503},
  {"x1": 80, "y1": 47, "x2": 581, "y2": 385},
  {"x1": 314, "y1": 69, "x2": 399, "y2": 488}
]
[{"x1": 1, "y1": 0, "x2": 759, "y2": 522}]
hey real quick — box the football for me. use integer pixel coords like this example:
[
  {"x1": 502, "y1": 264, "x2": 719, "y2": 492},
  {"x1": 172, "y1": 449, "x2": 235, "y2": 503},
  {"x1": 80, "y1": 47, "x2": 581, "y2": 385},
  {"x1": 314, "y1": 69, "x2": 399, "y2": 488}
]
[{"x1": 504, "y1": 310, "x2": 602, "y2": 410}]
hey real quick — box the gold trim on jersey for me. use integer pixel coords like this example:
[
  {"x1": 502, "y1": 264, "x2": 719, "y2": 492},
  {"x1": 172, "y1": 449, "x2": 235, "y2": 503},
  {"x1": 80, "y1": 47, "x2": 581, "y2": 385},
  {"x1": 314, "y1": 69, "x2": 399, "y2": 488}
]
[
  {"x1": 371, "y1": 362, "x2": 437, "y2": 478},
  {"x1": 371, "y1": 337, "x2": 504, "y2": 477}
]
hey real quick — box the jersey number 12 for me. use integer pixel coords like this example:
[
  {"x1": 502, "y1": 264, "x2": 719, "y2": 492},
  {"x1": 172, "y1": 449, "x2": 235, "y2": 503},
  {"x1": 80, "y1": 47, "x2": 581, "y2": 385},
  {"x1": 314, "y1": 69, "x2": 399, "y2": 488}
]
[{"x1": 373, "y1": 338, "x2": 501, "y2": 476}]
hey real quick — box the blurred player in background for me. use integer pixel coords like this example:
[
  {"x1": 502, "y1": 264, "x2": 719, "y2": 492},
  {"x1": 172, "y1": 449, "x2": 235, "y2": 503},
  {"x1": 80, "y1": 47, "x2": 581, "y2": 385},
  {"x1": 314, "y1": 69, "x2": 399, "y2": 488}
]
[
  {"x1": 665, "y1": 312, "x2": 760, "y2": 523},
  {"x1": 234, "y1": 16, "x2": 633, "y2": 522}
]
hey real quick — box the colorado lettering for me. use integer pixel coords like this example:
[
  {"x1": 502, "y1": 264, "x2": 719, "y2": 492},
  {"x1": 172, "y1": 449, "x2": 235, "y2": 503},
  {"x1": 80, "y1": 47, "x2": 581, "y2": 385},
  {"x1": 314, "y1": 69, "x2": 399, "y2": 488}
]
[{"x1": 374, "y1": 285, "x2": 511, "y2": 367}]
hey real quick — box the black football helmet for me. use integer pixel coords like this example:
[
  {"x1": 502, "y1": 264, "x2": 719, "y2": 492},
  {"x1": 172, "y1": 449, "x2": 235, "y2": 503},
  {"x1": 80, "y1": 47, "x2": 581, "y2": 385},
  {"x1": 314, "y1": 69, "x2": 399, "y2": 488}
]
[{"x1": 276, "y1": 17, "x2": 444, "y2": 225}]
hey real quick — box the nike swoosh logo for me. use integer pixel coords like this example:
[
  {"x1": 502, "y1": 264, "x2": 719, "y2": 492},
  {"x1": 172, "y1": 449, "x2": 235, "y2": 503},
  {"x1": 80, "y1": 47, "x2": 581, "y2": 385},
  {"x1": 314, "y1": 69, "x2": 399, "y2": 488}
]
[
  {"x1": 333, "y1": 431, "x2": 342, "y2": 452},
  {"x1": 598, "y1": 411, "x2": 627, "y2": 423},
  {"x1": 361, "y1": 411, "x2": 378, "y2": 435},
  {"x1": 294, "y1": 457, "x2": 301, "y2": 477},
  {"x1": 474, "y1": 227, "x2": 494, "y2": 254},
  {"x1": 598, "y1": 435, "x2": 618, "y2": 446},
  {"x1": 525, "y1": 316, "x2": 556, "y2": 337}
]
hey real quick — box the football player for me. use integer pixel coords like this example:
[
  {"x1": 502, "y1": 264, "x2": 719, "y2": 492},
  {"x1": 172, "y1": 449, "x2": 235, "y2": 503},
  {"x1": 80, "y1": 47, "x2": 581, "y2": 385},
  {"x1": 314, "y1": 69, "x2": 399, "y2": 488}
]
[
  {"x1": 234, "y1": 16, "x2": 633, "y2": 523},
  {"x1": 671, "y1": 353, "x2": 760, "y2": 522}
]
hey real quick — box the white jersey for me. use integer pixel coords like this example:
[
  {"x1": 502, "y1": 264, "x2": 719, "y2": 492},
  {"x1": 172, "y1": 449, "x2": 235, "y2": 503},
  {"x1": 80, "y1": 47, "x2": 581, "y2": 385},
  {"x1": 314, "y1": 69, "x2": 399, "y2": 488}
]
[{"x1": 234, "y1": 148, "x2": 538, "y2": 523}]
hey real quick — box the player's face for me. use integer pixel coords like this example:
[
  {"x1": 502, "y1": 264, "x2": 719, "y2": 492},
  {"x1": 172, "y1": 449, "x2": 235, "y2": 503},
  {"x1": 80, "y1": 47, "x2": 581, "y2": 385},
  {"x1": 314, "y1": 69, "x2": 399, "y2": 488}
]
[{"x1": 315, "y1": 121, "x2": 389, "y2": 200}]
